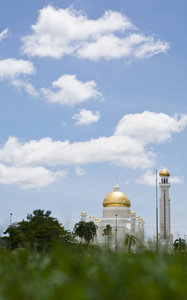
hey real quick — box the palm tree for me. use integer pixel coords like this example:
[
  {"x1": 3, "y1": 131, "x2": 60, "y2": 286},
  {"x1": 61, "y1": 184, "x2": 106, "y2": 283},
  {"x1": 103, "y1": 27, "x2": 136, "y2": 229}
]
[
  {"x1": 74, "y1": 221, "x2": 98, "y2": 245},
  {"x1": 102, "y1": 225, "x2": 112, "y2": 249},
  {"x1": 174, "y1": 238, "x2": 186, "y2": 253},
  {"x1": 125, "y1": 234, "x2": 137, "y2": 253}
]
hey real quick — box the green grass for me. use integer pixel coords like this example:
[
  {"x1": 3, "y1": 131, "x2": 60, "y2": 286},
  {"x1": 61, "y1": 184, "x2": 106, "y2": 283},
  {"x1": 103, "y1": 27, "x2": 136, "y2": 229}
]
[{"x1": 0, "y1": 245, "x2": 186, "y2": 300}]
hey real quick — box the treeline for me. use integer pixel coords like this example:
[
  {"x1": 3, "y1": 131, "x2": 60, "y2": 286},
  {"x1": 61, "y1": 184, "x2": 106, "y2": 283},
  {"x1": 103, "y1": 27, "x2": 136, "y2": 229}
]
[{"x1": 1, "y1": 209, "x2": 76, "y2": 251}]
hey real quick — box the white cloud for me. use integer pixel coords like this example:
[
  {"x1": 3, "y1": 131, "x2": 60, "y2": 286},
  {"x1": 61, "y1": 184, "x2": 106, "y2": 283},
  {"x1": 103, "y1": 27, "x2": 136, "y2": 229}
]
[
  {"x1": 0, "y1": 135, "x2": 153, "y2": 169},
  {"x1": 136, "y1": 171, "x2": 158, "y2": 187},
  {"x1": 136, "y1": 171, "x2": 184, "y2": 187},
  {"x1": 0, "y1": 59, "x2": 35, "y2": 80},
  {"x1": 0, "y1": 164, "x2": 66, "y2": 189},
  {"x1": 0, "y1": 28, "x2": 8, "y2": 42},
  {"x1": 41, "y1": 74, "x2": 101, "y2": 106},
  {"x1": 11, "y1": 79, "x2": 39, "y2": 97},
  {"x1": 0, "y1": 59, "x2": 37, "y2": 97},
  {"x1": 75, "y1": 166, "x2": 86, "y2": 176},
  {"x1": 0, "y1": 112, "x2": 186, "y2": 189},
  {"x1": 114, "y1": 111, "x2": 187, "y2": 145},
  {"x1": 77, "y1": 34, "x2": 169, "y2": 61},
  {"x1": 21, "y1": 6, "x2": 169, "y2": 61},
  {"x1": 72, "y1": 109, "x2": 100, "y2": 125},
  {"x1": 170, "y1": 176, "x2": 184, "y2": 184}
]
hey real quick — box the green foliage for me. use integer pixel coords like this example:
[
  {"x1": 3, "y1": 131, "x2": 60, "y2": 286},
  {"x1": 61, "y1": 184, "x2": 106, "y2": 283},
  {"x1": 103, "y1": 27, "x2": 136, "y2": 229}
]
[
  {"x1": 74, "y1": 221, "x2": 97, "y2": 244},
  {"x1": 0, "y1": 248, "x2": 186, "y2": 299},
  {"x1": 102, "y1": 224, "x2": 112, "y2": 237},
  {"x1": 3, "y1": 209, "x2": 75, "y2": 251},
  {"x1": 174, "y1": 238, "x2": 186, "y2": 253},
  {"x1": 125, "y1": 234, "x2": 137, "y2": 253}
]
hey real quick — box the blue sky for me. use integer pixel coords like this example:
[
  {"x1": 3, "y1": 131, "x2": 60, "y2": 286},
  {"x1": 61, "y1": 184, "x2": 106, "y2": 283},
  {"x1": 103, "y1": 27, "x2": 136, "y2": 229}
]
[{"x1": 0, "y1": 0, "x2": 187, "y2": 240}]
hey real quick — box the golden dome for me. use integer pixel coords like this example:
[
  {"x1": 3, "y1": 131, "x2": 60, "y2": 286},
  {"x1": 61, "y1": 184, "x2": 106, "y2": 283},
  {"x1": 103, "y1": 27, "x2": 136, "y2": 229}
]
[
  {"x1": 81, "y1": 211, "x2": 86, "y2": 215},
  {"x1": 131, "y1": 211, "x2": 136, "y2": 215},
  {"x1": 95, "y1": 218, "x2": 100, "y2": 221},
  {"x1": 159, "y1": 168, "x2": 170, "y2": 177},
  {"x1": 135, "y1": 215, "x2": 140, "y2": 219},
  {"x1": 90, "y1": 216, "x2": 94, "y2": 218},
  {"x1": 103, "y1": 191, "x2": 131, "y2": 208}
]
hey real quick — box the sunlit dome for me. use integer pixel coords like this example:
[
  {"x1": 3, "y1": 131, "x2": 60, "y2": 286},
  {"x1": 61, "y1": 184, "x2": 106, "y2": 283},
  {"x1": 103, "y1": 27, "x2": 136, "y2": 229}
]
[
  {"x1": 103, "y1": 191, "x2": 131, "y2": 208},
  {"x1": 103, "y1": 179, "x2": 131, "y2": 208},
  {"x1": 159, "y1": 168, "x2": 170, "y2": 177}
]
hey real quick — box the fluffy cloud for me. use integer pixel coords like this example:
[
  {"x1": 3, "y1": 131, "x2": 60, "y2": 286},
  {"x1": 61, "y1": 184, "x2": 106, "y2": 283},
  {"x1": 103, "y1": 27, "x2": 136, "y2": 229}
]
[
  {"x1": 136, "y1": 171, "x2": 184, "y2": 187},
  {"x1": 21, "y1": 6, "x2": 169, "y2": 60},
  {"x1": 75, "y1": 166, "x2": 86, "y2": 176},
  {"x1": 115, "y1": 111, "x2": 187, "y2": 145},
  {"x1": 0, "y1": 28, "x2": 8, "y2": 42},
  {"x1": 0, "y1": 111, "x2": 186, "y2": 189},
  {"x1": 11, "y1": 79, "x2": 39, "y2": 97},
  {"x1": 0, "y1": 59, "x2": 35, "y2": 80},
  {"x1": 0, "y1": 58, "x2": 37, "y2": 97},
  {"x1": 41, "y1": 75, "x2": 102, "y2": 106},
  {"x1": 72, "y1": 109, "x2": 101, "y2": 125},
  {"x1": 0, "y1": 164, "x2": 66, "y2": 189},
  {"x1": 0, "y1": 135, "x2": 152, "y2": 169}
]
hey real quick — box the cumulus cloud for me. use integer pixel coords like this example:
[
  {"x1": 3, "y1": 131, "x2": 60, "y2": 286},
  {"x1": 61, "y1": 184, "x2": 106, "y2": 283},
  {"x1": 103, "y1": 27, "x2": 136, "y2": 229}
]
[
  {"x1": 75, "y1": 166, "x2": 86, "y2": 176},
  {"x1": 0, "y1": 28, "x2": 8, "y2": 42},
  {"x1": 72, "y1": 109, "x2": 100, "y2": 125},
  {"x1": 11, "y1": 79, "x2": 39, "y2": 97},
  {"x1": 0, "y1": 59, "x2": 35, "y2": 80},
  {"x1": 114, "y1": 111, "x2": 187, "y2": 145},
  {"x1": 0, "y1": 163, "x2": 66, "y2": 189},
  {"x1": 0, "y1": 111, "x2": 186, "y2": 189},
  {"x1": 41, "y1": 75, "x2": 102, "y2": 106},
  {"x1": 0, "y1": 135, "x2": 153, "y2": 169},
  {"x1": 21, "y1": 6, "x2": 169, "y2": 60},
  {"x1": 0, "y1": 58, "x2": 37, "y2": 97},
  {"x1": 136, "y1": 171, "x2": 184, "y2": 187}
]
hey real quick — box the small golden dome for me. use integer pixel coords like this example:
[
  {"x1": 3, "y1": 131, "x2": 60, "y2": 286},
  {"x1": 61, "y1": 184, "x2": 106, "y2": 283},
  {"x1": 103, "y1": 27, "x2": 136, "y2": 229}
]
[
  {"x1": 95, "y1": 218, "x2": 100, "y2": 221},
  {"x1": 90, "y1": 216, "x2": 94, "y2": 218},
  {"x1": 81, "y1": 211, "x2": 86, "y2": 215},
  {"x1": 135, "y1": 215, "x2": 140, "y2": 219},
  {"x1": 131, "y1": 211, "x2": 136, "y2": 215},
  {"x1": 159, "y1": 168, "x2": 170, "y2": 177},
  {"x1": 103, "y1": 191, "x2": 131, "y2": 208}
]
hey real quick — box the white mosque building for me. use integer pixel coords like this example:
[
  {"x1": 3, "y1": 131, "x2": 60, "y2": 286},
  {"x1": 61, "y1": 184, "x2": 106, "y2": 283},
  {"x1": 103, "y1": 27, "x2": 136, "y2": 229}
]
[
  {"x1": 78, "y1": 168, "x2": 173, "y2": 249},
  {"x1": 80, "y1": 179, "x2": 144, "y2": 249}
]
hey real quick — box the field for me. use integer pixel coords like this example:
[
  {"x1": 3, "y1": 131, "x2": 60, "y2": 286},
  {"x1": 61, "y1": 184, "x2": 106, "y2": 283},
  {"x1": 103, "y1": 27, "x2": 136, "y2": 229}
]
[{"x1": 0, "y1": 245, "x2": 186, "y2": 300}]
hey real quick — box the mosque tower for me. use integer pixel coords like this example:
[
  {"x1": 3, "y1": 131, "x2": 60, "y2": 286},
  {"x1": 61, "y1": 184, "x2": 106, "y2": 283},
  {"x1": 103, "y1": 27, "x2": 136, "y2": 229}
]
[{"x1": 159, "y1": 168, "x2": 171, "y2": 240}]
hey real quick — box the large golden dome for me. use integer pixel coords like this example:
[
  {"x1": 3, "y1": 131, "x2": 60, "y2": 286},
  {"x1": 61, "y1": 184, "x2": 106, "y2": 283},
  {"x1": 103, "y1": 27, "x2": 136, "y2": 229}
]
[
  {"x1": 103, "y1": 191, "x2": 131, "y2": 208},
  {"x1": 159, "y1": 168, "x2": 170, "y2": 177}
]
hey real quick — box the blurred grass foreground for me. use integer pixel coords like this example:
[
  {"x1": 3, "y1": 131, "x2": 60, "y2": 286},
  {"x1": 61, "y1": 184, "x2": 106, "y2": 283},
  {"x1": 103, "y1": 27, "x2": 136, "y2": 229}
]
[{"x1": 0, "y1": 245, "x2": 186, "y2": 300}]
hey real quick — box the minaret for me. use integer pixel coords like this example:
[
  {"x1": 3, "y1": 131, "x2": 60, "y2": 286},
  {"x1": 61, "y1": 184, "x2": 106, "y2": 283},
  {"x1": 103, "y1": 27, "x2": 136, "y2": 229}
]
[{"x1": 159, "y1": 168, "x2": 171, "y2": 240}]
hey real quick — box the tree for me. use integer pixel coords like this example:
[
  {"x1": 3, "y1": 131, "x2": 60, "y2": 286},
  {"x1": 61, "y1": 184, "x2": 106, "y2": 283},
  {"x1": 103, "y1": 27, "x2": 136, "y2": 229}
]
[
  {"x1": 74, "y1": 221, "x2": 98, "y2": 245},
  {"x1": 102, "y1": 225, "x2": 112, "y2": 250},
  {"x1": 3, "y1": 209, "x2": 74, "y2": 251},
  {"x1": 125, "y1": 234, "x2": 137, "y2": 253},
  {"x1": 174, "y1": 238, "x2": 186, "y2": 253}
]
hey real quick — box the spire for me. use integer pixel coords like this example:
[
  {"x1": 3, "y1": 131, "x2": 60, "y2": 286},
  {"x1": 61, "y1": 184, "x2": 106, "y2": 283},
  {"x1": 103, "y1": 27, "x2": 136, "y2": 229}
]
[{"x1": 114, "y1": 177, "x2": 120, "y2": 191}]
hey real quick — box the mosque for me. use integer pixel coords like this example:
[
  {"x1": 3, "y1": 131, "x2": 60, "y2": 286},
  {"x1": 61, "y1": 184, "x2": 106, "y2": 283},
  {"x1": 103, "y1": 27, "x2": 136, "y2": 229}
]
[{"x1": 79, "y1": 168, "x2": 172, "y2": 249}]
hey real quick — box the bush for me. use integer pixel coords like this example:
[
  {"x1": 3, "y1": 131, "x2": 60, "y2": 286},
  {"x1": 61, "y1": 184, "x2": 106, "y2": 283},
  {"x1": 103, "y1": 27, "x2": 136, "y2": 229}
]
[{"x1": 0, "y1": 246, "x2": 186, "y2": 299}]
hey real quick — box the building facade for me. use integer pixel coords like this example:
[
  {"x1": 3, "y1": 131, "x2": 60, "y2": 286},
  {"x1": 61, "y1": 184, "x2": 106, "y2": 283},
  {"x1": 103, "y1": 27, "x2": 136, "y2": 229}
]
[{"x1": 80, "y1": 179, "x2": 144, "y2": 249}]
